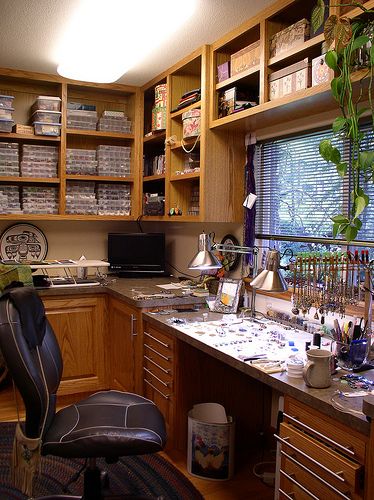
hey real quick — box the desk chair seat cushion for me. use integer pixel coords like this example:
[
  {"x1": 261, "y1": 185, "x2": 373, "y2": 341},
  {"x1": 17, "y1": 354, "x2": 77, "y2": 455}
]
[{"x1": 42, "y1": 390, "x2": 166, "y2": 459}]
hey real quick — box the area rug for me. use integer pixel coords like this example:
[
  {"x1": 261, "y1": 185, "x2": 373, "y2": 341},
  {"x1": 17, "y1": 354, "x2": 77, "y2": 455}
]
[{"x1": 0, "y1": 422, "x2": 203, "y2": 499}]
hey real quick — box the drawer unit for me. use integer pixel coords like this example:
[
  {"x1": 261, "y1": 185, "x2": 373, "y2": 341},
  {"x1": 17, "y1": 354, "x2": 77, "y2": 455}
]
[
  {"x1": 143, "y1": 324, "x2": 176, "y2": 444},
  {"x1": 276, "y1": 397, "x2": 367, "y2": 500}
]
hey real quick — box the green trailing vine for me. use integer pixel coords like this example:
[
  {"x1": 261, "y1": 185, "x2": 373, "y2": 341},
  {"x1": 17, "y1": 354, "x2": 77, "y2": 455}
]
[{"x1": 311, "y1": 1, "x2": 374, "y2": 242}]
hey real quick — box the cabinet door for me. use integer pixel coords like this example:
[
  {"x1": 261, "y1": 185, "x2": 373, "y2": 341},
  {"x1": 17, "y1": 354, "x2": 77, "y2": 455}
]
[
  {"x1": 42, "y1": 295, "x2": 107, "y2": 396},
  {"x1": 108, "y1": 297, "x2": 141, "y2": 393}
]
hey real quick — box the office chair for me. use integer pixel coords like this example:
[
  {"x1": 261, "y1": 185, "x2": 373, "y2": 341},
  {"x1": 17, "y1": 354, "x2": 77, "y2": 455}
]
[{"x1": 0, "y1": 285, "x2": 167, "y2": 499}]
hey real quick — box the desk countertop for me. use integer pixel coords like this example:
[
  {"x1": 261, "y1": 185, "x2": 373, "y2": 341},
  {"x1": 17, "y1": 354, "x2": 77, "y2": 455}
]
[
  {"x1": 143, "y1": 310, "x2": 373, "y2": 436},
  {"x1": 38, "y1": 277, "x2": 207, "y2": 309}
]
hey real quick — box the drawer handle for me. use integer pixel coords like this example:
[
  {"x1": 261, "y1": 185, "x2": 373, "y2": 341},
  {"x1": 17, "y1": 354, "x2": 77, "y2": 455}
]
[
  {"x1": 143, "y1": 367, "x2": 170, "y2": 387},
  {"x1": 283, "y1": 412, "x2": 355, "y2": 457},
  {"x1": 144, "y1": 355, "x2": 171, "y2": 374},
  {"x1": 144, "y1": 331, "x2": 170, "y2": 348},
  {"x1": 144, "y1": 379, "x2": 170, "y2": 399},
  {"x1": 130, "y1": 314, "x2": 137, "y2": 336},
  {"x1": 280, "y1": 449, "x2": 351, "y2": 499},
  {"x1": 275, "y1": 434, "x2": 346, "y2": 483},
  {"x1": 144, "y1": 343, "x2": 171, "y2": 362},
  {"x1": 278, "y1": 488, "x2": 295, "y2": 499},
  {"x1": 280, "y1": 470, "x2": 319, "y2": 500}
]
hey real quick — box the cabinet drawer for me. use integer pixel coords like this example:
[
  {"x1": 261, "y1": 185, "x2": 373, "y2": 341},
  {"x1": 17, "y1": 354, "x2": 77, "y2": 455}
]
[
  {"x1": 143, "y1": 327, "x2": 174, "y2": 360},
  {"x1": 284, "y1": 398, "x2": 366, "y2": 464},
  {"x1": 143, "y1": 343, "x2": 173, "y2": 373},
  {"x1": 279, "y1": 422, "x2": 363, "y2": 496},
  {"x1": 144, "y1": 354, "x2": 172, "y2": 380}
]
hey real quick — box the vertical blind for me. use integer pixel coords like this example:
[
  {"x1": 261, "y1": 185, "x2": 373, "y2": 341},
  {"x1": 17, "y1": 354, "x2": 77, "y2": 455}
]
[{"x1": 254, "y1": 125, "x2": 374, "y2": 242}]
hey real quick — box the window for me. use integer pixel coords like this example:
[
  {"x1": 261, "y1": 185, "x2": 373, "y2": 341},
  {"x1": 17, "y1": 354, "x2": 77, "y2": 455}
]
[{"x1": 255, "y1": 125, "x2": 374, "y2": 244}]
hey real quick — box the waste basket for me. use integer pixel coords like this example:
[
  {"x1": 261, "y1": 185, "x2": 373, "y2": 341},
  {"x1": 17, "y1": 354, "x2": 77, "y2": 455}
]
[{"x1": 187, "y1": 403, "x2": 235, "y2": 480}]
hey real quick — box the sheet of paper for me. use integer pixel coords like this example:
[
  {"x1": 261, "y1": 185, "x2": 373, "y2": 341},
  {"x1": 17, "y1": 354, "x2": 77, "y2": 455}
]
[{"x1": 156, "y1": 283, "x2": 183, "y2": 290}]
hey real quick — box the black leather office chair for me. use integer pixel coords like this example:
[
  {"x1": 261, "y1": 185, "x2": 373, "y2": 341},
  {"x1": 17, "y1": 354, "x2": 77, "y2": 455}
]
[{"x1": 0, "y1": 285, "x2": 167, "y2": 499}]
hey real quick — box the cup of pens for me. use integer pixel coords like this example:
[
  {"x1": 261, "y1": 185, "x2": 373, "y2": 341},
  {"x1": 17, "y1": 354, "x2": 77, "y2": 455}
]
[{"x1": 333, "y1": 339, "x2": 369, "y2": 371}]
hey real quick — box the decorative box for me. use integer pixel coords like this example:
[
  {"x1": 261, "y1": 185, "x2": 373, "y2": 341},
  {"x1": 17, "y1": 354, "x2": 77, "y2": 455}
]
[
  {"x1": 312, "y1": 53, "x2": 334, "y2": 86},
  {"x1": 154, "y1": 84, "x2": 167, "y2": 107},
  {"x1": 231, "y1": 40, "x2": 261, "y2": 75},
  {"x1": 217, "y1": 62, "x2": 230, "y2": 83},
  {"x1": 270, "y1": 19, "x2": 310, "y2": 58},
  {"x1": 182, "y1": 109, "x2": 201, "y2": 139},
  {"x1": 152, "y1": 105, "x2": 166, "y2": 131},
  {"x1": 269, "y1": 58, "x2": 311, "y2": 100}
]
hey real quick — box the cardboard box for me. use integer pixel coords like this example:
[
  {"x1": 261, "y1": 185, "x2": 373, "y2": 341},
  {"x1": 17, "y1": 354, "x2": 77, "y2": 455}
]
[
  {"x1": 217, "y1": 62, "x2": 230, "y2": 83},
  {"x1": 230, "y1": 40, "x2": 261, "y2": 76},
  {"x1": 269, "y1": 58, "x2": 311, "y2": 100},
  {"x1": 270, "y1": 19, "x2": 310, "y2": 58},
  {"x1": 312, "y1": 53, "x2": 334, "y2": 86},
  {"x1": 13, "y1": 124, "x2": 34, "y2": 135}
]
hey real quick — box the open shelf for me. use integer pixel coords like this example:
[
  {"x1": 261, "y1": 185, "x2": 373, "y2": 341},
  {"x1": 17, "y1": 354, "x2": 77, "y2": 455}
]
[
  {"x1": 216, "y1": 66, "x2": 260, "y2": 91},
  {"x1": 66, "y1": 129, "x2": 134, "y2": 140},
  {"x1": 170, "y1": 101, "x2": 201, "y2": 119},
  {"x1": 65, "y1": 175, "x2": 134, "y2": 183},
  {"x1": 268, "y1": 33, "x2": 325, "y2": 67},
  {"x1": 0, "y1": 132, "x2": 60, "y2": 142},
  {"x1": 0, "y1": 176, "x2": 60, "y2": 184}
]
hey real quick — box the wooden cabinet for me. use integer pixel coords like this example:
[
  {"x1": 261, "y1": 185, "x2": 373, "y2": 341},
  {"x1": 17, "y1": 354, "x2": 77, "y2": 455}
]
[
  {"x1": 209, "y1": 0, "x2": 372, "y2": 133},
  {"x1": 276, "y1": 396, "x2": 368, "y2": 500},
  {"x1": 108, "y1": 296, "x2": 143, "y2": 394},
  {"x1": 0, "y1": 67, "x2": 141, "y2": 220},
  {"x1": 42, "y1": 294, "x2": 108, "y2": 395},
  {"x1": 141, "y1": 46, "x2": 246, "y2": 223}
]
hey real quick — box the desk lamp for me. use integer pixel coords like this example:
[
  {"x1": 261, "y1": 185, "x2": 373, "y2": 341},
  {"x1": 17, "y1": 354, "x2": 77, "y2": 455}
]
[
  {"x1": 188, "y1": 232, "x2": 259, "y2": 315},
  {"x1": 250, "y1": 249, "x2": 288, "y2": 292}
]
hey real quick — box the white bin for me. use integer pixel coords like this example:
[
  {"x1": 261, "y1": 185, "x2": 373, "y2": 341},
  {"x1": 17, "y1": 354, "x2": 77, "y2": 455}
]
[{"x1": 187, "y1": 403, "x2": 235, "y2": 481}]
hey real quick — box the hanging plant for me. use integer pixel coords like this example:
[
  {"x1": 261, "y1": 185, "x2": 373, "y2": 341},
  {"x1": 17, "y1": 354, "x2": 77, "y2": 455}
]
[{"x1": 311, "y1": 1, "x2": 374, "y2": 242}]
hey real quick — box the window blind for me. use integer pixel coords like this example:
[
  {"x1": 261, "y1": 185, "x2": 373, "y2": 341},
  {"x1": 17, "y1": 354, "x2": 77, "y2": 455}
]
[{"x1": 255, "y1": 125, "x2": 373, "y2": 242}]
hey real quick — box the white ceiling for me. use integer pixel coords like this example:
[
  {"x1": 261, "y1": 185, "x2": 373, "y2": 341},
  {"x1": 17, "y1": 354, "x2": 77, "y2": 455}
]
[{"x1": 0, "y1": 0, "x2": 275, "y2": 86}]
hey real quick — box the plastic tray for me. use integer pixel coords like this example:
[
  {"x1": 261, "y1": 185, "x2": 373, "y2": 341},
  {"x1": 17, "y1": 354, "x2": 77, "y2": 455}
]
[
  {"x1": 0, "y1": 95, "x2": 15, "y2": 109},
  {"x1": 31, "y1": 110, "x2": 61, "y2": 123},
  {"x1": 31, "y1": 96, "x2": 61, "y2": 112}
]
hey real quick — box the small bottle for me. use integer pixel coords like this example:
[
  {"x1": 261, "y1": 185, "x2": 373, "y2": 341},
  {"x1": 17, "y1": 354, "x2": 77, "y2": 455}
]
[{"x1": 312, "y1": 333, "x2": 321, "y2": 348}]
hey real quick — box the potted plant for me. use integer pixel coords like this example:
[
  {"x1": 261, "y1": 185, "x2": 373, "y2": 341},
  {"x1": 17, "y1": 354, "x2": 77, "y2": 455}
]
[{"x1": 311, "y1": 1, "x2": 374, "y2": 241}]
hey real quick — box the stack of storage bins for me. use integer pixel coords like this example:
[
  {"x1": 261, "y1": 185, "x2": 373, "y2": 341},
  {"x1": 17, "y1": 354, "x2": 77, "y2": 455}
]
[
  {"x1": 97, "y1": 145, "x2": 130, "y2": 177},
  {"x1": 67, "y1": 102, "x2": 97, "y2": 130},
  {"x1": 66, "y1": 149, "x2": 97, "y2": 175},
  {"x1": 0, "y1": 95, "x2": 15, "y2": 133},
  {"x1": 30, "y1": 96, "x2": 62, "y2": 136},
  {"x1": 22, "y1": 186, "x2": 59, "y2": 214},
  {"x1": 21, "y1": 144, "x2": 58, "y2": 178},
  {"x1": 97, "y1": 111, "x2": 131, "y2": 133},
  {"x1": 0, "y1": 186, "x2": 21, "y2": 214},
  {"x1": 65, "y1": 181, "x2": 98, "y2": 215},
  {"x1": 97, "y1": 183, "x2": 131, "y2": 216},
  {"x1": 0, "y1": 143, "x2": 19, "y2": 176}
]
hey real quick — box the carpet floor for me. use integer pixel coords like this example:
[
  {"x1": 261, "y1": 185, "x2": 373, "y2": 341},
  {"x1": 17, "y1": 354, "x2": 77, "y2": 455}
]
[{"x1": 0, "y1": 422, "x2": 204, "y2": 499}]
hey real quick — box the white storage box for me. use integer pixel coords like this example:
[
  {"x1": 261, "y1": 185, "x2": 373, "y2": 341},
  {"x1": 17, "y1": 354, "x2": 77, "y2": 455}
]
[{"x1": 187, "y1": 403, "x2": 235, "y2": 481}]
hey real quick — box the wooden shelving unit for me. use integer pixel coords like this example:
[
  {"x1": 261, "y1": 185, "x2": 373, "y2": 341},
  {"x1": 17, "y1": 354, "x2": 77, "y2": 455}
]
[
  {"x1": 0, "y1": 68, "x2": 140, "y2": 220},
  {"x1": 0, "y1": 0, "x2": 371, "y2": 223}
]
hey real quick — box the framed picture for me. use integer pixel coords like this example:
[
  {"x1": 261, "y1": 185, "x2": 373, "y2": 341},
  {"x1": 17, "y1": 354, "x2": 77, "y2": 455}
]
[
  {"x1": 213, "y1": 278, "x2": 242, "y2": 314},
  {"x1": 0, "y1": 223, "x2": 48, "y2": 262}
]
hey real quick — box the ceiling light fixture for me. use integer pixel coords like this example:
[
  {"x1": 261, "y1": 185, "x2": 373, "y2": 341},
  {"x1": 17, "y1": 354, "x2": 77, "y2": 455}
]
[{"x1": 55, "y1": 0, "x2": 197, "y2": 83}]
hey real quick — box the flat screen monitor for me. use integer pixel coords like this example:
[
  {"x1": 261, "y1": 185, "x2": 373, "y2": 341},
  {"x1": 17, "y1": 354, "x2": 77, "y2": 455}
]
[{"x1": 108, "y1": 232, "x2": 166, "y2": 277}]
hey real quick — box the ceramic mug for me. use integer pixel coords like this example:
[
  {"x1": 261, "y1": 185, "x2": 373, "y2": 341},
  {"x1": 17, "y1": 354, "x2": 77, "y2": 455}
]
[{"x1": 303, "y1": 349, "x2": 332, "y2": 388}]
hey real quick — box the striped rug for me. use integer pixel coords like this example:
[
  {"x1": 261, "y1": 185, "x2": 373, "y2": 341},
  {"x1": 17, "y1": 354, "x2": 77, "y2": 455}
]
[{"x1": 0, "y1": 422, "x2": 203, "y2": 499}]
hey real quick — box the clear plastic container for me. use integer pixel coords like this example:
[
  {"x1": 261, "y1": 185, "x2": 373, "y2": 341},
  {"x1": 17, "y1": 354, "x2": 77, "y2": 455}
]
[
  {"x1": 0, "y1": 95, "x2": 15, "y2": 109},
  {"x1": 31, "y1": 110, "x2": 61, "y2": 124},
  {"x1": 31, "y1": 96, "x2": 61, "y2": 113},
  {"x1": 0, "y1": 119, "x2": 14, "y2": 132},
  {"x1": 0, "y1": 108, "x2": 14, "y2": 120},
  {"x1": 33, "y1": 122, "x2": 61, "y2": 136}
]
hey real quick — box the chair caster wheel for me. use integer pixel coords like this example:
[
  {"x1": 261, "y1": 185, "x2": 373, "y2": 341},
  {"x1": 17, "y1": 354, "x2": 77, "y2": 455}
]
[{"x1": 101, "y1": 470, "x2": 110, "y2": 489}]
